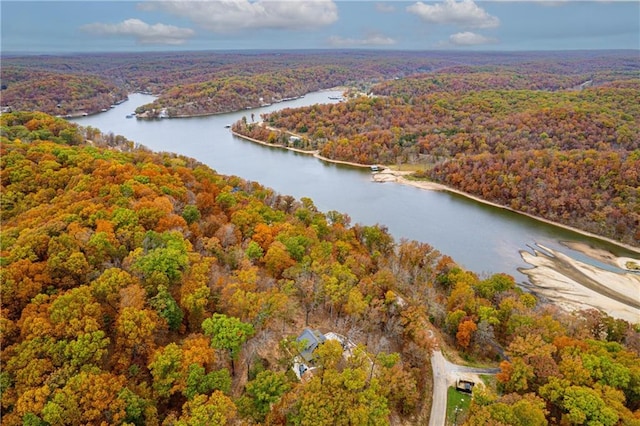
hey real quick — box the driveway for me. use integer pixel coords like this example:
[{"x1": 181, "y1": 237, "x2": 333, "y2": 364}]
[{"x1": 428, "y1": 349, "x2": 500, "y2": 426}]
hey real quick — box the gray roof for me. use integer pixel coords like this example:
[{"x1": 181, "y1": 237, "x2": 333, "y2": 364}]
[{"x1": 296, "y1": 329, "x2": 326, "y2": 363}]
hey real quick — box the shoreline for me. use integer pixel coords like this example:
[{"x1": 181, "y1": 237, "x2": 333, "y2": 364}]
[
  {"x1": 231, "y1": 130, "x2": 640, "y2": 257},
  {"x1": 233, "y1": 130, "x2": 640, "y2": 322},
  {"x1": 518, "y1": 244, "x2": 640, "y2": 324},
  {"x1": 389, "y1": 171, "x2": 640, "y2": 257},
  {"x1": 231, "y1": 129, "x2": 374, "y2": 169},
  {"x1": 136, "y1": 87, "x2": 346, "y2": 120}
]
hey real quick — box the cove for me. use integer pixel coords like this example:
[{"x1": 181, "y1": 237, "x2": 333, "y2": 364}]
[{"x1": 71, "y1": 92, "x2": 639, "y2": 285}]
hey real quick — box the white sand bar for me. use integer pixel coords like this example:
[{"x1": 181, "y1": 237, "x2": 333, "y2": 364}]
[{"x1": 519, "y1": 244, "x2": 640, "y2": 324}]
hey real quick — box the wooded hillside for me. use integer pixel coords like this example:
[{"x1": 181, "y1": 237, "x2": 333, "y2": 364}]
[
  {"x1": 3, "y1": 50, "x2": 635, "y2": 117},
  {"x1": 234, "y1": 68, "x2": 640, "y2": 246},
  {"x1": 1, "y1": 112, "x2": 639, "y2": 425},
  {"x1": 1, "y1": 67, "x2": 127, "y2": 117}
]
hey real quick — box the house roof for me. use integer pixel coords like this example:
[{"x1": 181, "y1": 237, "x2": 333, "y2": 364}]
[{"x1": 296, "y1": 328, "x2": 326, "y2": 363}]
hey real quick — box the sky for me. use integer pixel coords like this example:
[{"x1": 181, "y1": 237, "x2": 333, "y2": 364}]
[{"x1": 1, "y1": 0, "x2": 639, "y2": 53}]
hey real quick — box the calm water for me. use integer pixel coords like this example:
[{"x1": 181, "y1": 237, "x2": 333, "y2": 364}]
[{"x1": 72, "y1": 92, "x2": 638, "y2": 281}]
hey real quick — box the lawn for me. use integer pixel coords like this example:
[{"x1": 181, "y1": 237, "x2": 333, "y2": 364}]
[{"x1": 446, "y1": 386, "x2": 472, "y2": 425}]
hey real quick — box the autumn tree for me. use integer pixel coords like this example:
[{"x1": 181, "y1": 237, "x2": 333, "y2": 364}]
[
  {"x1": 170, "y1": 391, "x2": 236, "y2": 425},
  {"x1": 202, "y1": 314, "x2": 255, "y2": 376},
  {"x1": 289, "y1": 366, "x2": 390, "y2": 425},
  {"x1": 237, "y1": 370, "x2": 290, "y2": 422},
  {"x1": 456, "y1": 319, "x2": 478, "y2": 349}
]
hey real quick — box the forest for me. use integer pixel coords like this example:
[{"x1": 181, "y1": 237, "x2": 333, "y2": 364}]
[
  {"x1": 0, "y1": 67, "x2": 128, "y2": 117},
  {"x1": 232, "y1": 64, "x2": 640, "y2": 246},
  {"x1": 4, "y1": 51, "x2": 638, "y2": 247},
  {"x1": 2, "y1": 50, "x2": 636, "y2": 117},
  {"x1": 1, "y1": 112, "x2": 639, "y2": 425}
]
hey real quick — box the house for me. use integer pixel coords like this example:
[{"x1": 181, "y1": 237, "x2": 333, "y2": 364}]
[
  {"x1": 288, "y1": 136, "x2": 301, "y2": 145},
  {"x1": 296, "y1": 328, "x2": 326, "y2": 363},
  {"x1": 292, "y1": 330, "x2": 357, "y2": 380}
]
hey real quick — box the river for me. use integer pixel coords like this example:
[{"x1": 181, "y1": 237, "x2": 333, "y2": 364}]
[{"x1": 71, "y1": 92, "x2": 640, "y2": 319}]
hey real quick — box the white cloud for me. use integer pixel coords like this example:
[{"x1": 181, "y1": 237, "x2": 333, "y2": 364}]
[
  {"x1": 81, "y1": 18, "x2": 194, "y2": 45},
  {"x1": 375, "y1": 2, "x2": 396, "y2": 13},
  {"x1": 407, "y1": 0, "x2": 500, "y2": 29},
  {"x1": 449, "y1": 31, "x2": 498, "y2": 45},
  {"x1": 328, "y1": 33, "x2": 396, "y2": 47},
  {"x1": 142, "y1": 0, "x2": 339, "y2": 33}
]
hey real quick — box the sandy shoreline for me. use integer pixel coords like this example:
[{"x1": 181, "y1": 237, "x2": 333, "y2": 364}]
[
  {"x1": 518, "y1": 244, "x2": 640, "y2": 323},
  {"x1": 374, "y1": 169, "x2": 640, "y2": 256},
  {"x1": 371, "y1": 170, "x2": 640, "y2": 323},
  {"x1": 232, "y1": 131, "x2": 640, "y2": 322}
]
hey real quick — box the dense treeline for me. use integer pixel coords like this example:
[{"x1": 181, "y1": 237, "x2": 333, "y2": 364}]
[
  {"x1": 1, "y1": 111, "x2": 430, "y2": 424},
  {"x1": 0, "y1": 67, "x2": 127, "y2": 116},
  {"x1": 3, "y1": 50, "x2": 446, "y2": 117},
  {"x1": 3, "y1": 50, "x2": 637, "y2": 117},
  {"x1": 234, "y1": 75, "x2": 640, "y2": 246},
  {"x1": 134, "y1": 65, "x2": 357, "y2": 118},
  {"x1": 1, "y1": 111, "x2": 639, "y2": 425},
  {"x1": 372, "y1": 62, "x2": 640, "y2": 96},
  {"x1": 429, "y1": 148, "x2": 640, "y2": 242},
  {"x1": 137, "y1": 54, "x2": 638, "y2": 118}
]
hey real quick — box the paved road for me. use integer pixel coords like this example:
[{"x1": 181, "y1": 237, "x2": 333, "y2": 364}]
[
  {"x1": 429, "y1": 350, "x2": 449, "y2": 426},
  {"x1": 428, "y1": 349, "x2": 500, "y2": 426}
]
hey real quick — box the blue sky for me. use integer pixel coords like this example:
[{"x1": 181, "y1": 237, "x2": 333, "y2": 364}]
[{"x1": 2, "y1": 1, "x2": 639, "y2": 53}]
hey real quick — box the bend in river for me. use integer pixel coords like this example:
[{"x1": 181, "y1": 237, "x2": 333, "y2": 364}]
[{"x1": 72, "y1": 92, "x2": 640, "y2": 322}]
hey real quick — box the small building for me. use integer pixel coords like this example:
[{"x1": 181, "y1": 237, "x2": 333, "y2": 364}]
[
  {"x1": 456, "y1": 378, "x2": 475, "y2": 393},
  {"x1": 296, "y1": 328, "x2": 326, "y2": 363}
]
